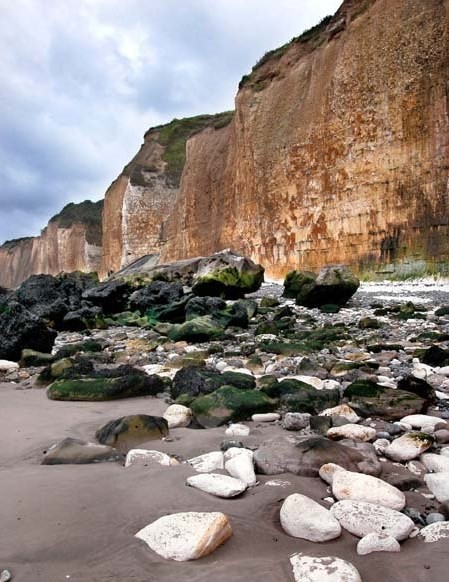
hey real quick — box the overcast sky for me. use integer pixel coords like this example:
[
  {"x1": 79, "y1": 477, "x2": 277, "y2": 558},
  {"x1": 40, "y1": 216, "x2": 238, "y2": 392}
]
[{"x1": 0, "y1": 0, "x2": 342, "y2": 244}]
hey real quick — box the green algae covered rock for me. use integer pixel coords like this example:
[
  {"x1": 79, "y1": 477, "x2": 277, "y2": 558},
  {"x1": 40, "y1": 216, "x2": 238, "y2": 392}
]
[
  {"x1": 96, "y1": 414, "x2": 168, "y2": 451},
  {"x1": 168, "y1": 316, "x2": 225, "y2": 343}
]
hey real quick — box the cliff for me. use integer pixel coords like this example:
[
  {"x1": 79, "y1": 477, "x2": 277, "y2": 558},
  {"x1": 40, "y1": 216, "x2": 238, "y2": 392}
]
[{"x1": 0, "y1": 200, "x2": 103, "y2": 288}]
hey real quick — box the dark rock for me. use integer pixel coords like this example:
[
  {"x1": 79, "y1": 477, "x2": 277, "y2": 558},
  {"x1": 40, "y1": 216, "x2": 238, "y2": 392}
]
[
  {"x1": 20, "y1": 349, "x2": 55, "y2": 367},
  {"x1": 310, "y1": 415, "x2": 333, "y2": 433},
  {"x1": 402, "y1": 508, "x2": 426, "y2": 525},
  {"x1": 96, "y1": 414, "x2": 168, "y2": 451},
  {"x1": 220, "y1": 440, "x2": 244, "y2": 451},
  {"x1": 397, "y1": 376, "x2": 435, "y2": 402},
  {"x1": 62, "y1": 305, "x2": 105, "y2": 331},
  {"x1": 426, "y1": 513, "x2": 446, "y2": 525},
  {"x1": 171, "y1": 366, "x2": 255, "y2": 401},
  {"x1": 255, "y1": 321, "x2": 280, "y2": 336},
  {"x1": 254, "y1": 435, "x2": 380, "y2": 477},
  {"x1": 319, "y1": 304, "x2": 341, "y2": 314},
  {"x1": 186, "y1": 296, "x2": 248, "y2": 329},
  {"x1": 421, "y1": 346, "x2": 449, "y2": 367},
  {"x1": 129, "y1": 281, "x2": 184, "y2": 313},
  {"x1": 190, "y1": 386, "x2": 276, "y2": 427},
  {"x1": 283, "y1": 270, "x2": 317, "y2": 299},
  {"x1": 42, "y1": 437, "x2": 123, "y2": 465},
  {"x1": 434, "y1": 429, "x2": 449, "y2": 444},
  {"x1": 82, "y1": 279, "x2": 132, "y2": 314},
  {"x1": 435, "y1": 306, "x2": 449, "y2": 317},
  {"x1": 359, "y1": 317, "x2": 381, "y2": 329},
  {"x1": 55, "y1": 339, "x2": 106, "y2": 359},
  {"x1": 280, "y1": 385, "x2": 340, "y2": 415},
  {"x1": 167, "y1": 316, "x2": 225, "y2": 342},
  {"x1": 438, "y1": 501, "x2": 449, "y2": 519},
  {"x1": 260, "y1": 297, "x2": 280, "y2": 308}
]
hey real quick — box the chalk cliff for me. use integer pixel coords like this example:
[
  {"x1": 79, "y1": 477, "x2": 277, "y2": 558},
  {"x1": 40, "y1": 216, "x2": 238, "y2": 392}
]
[{"x1": 0, "y1": 201, "x2": 102, "y2": 288}]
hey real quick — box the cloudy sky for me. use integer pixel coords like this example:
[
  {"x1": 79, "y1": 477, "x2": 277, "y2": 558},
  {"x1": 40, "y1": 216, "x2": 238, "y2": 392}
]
[{"x1": 0, "y1": 0, "x2": 341, "y2": 244}]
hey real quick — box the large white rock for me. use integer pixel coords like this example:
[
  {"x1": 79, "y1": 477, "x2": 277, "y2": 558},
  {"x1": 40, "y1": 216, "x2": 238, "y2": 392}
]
[
  {"x1": 384, "y1": 432, "x2": 433, "y2": 462},
  {"x1": 225, "y1": 423, "x2": 250, "y2": 437},
  {"x1": 187, "y1": 451, "x2": 224, "y2": 473},
  {"x1": 136, "y1": 512, "x2": 232, "y2": 561},
  {"x1": 327, "y1": 424, "x2": 376, "y2": 442},
  {"x1": 0, "y1": 360, "x2": 19, "y2": 372},
  {"x1": 418, "y1": 521, "x2": 449, "y2": 543},
  {"x1": 291, "y1": 375, "x2": 324, "y2": 390},
  {"x1": 330, "y1": 500, "x2": 415, "y2": 540},
  {"x1": 251, "y1": 413, "x2": 280, "y2": 422},
  {"x1": 223, "y1": 447, "x2": 254, "y2": 462},
  {"x1": 290, "y1": 554, "x2": 362, "y2": 582},
  {"x1": 319, "y1": 404, "x2": 360, "y2": 423},
  {"x1": 186, "y1": 473, "x2": 247, "y2": 498},
  {"x1": 357, "y1": 532, "x2": 401, "y2": 555},
  {"x1": 280, "y1": 494, "x2": 341, "y2": 542},
  {"x1": 225, "y1": 453, "x2": 256, "y2": 486},
  {"x1": 400, "y1": 415, "x2": 444, "y2": 430},
  {"x1": 421, "y1": 453, "x2": 449, "y2": 473},
  {"x1": 424, "y1": 473, "x2": 449, "y2": 502},
  {"x1": 163, "y1": 404, "x2": 192, "y2": 428},
  {"x1": 319, "y1": 464, "x2": 406, "y2": 510},
  {"x1": 125, "y1": 449, "x2": 177, "y2": 468}
]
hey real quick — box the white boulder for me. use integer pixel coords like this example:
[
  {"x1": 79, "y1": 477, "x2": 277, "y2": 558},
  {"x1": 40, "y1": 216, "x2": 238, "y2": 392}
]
[
  {"x1": 225, "y1": 423, "x2": 250, "y2": 437},
  {"x1": 384, "y1": 432, "x2": 433, "y2": 462},
  {"x1": 424, "y1": 473, "x2": 449, "y2": 502},
  {"x1": 290, "y1": 554, "x2": 362, "y2": 582},
  {"x1": 186, "y1": 473, "x2": 247, "y2": 498},
  {"x1": 420, "y1": 453, "x2": 449, "y2": 473},
  {"x1": 418, "y1": 521, "x2": 449, "y2": 543},
  {"x1": 0, "y1": 360, "x2": 19, "y2": 372},
  {"x1": 280, "y1": 494, "x2": 341, "y2": 542},
  {"x1": 319, "y1": 404, "x2": 360, "y2": 423},
  {"x1": 400, "y1": 415, "x2": 444, "y2": 430},
  {"x1": 357, "y1": 532, "x2": 400, "y2": 555},
  {"x1": 163, "y1": 404, "x2": 192, "y2": 428},
  {"x1": 225, "y1": 453, "x2": 256, "y2": 486},
  {"x1": 125, "y1": 449, "x2": 177, "y2": 468},
  {"x1": 187, "y1": 451, "x2": 224, "y2": 473},
  {"x1": 327, "y1": 424, "x2": 376, "y2": 442}
]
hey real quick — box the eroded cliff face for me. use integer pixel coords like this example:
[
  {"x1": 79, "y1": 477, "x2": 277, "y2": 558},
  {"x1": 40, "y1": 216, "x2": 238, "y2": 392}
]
[
  {"x1": 162, "y1": 0, "x2": 449, "y2": 278},
  {"x1": 0, "y1": 201, "x2": 102, "y2": 288}
]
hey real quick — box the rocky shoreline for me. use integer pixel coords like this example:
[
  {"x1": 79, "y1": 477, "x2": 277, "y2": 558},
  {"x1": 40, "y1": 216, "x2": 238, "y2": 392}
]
[{"x1": 1, "y1": 257, "x2": 449, "y2": 581}]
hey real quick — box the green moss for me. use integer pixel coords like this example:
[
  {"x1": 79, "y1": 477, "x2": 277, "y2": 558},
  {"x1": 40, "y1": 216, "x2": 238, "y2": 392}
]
[
  {"x1": 49, "y1": 200, "x2": 103, "y2": 245},
  {"x1": 168, "y1": 316, "x2": 225, "y2": 343},
  {"x1": 193, "y1": 267, "x2": 264, "y2": 299},
  {"x1": 344, "y1": 380, "x2": 383, "y2": 398}
]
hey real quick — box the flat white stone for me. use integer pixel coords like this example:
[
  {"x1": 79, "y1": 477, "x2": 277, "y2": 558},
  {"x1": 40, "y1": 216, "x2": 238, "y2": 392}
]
[
  {"x1": 424, "y1": 473, "x2": 449, "y2": 502},
  {"x1": 330, "y1": 500, "x2": 414, "y2": 540},
  {"x1": 327, "y1": 424, "x2": 376, "y2": 442},
  {"x1": 223, "y1": 447, "x2": 254, "y2": 462},
  {"x1": 186, "y1": 473, "x2": 247, "y2": 498},
  {"x1": 384, "y1": 433, "x2": 433, "y2": 462},
  {"x1": 163, "y1": 404, "x2": 193, "y2": 429},
  {"x1": 290, "y1": 553, "x2": 362, "y2": 582},
  {"x1": 135, "y1": 512, "x2": 232, "y2": 561},
  {"x1": 264, "y1": 479, "x2": 291, "y2": 487},
  {"x1": 125, "y1": 449, "x2": 177, "y2": 468},
  {"x1": 320, "y1": 464, "x2": 406, "y2": 510},
  {"x1": 357, "y1": 532, "x2": 400, "y2": 555},
  {"x1": 225, "y1": 423, "x2": 250, "y2": 437},
  {"x1": 418, "y1": 521, "x2": 449, "y2": 543},
  {"x1": 280, "y1": 494, "x2": 341, "y2": 542},
  {"x1": 225, "y1": 454, "x2": 256, "y2": 486},
  {"x1": 251, "y1": 413, "x2": 280, "y2": 422},
  {"x1": 400, "y1": 415, "x2": 443, "y2": 429},
  {"x1": 421, "y1": 453, "x2": 449, "y2": 473},
  {"x1": 319, "y1": 404, "x2": 360, "y2": 423},
  {"x1": 0, "y1": 360, "x2": 19, "y2": 372},
  {"x1": 187, "y1": 451, "x2": 224, "y2": 473}
]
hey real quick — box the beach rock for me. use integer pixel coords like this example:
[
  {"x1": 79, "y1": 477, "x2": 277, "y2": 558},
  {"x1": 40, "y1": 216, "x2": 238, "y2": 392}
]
[
  {"x1": 135, "y1": 512, "x2": 232, "y2": 561},
  {"x1": 357, "y1": 532, "x2": 400, "y2": 555},
  {"x1": 251, "y1": 412, "x2": 280, "y2": 422},
  {"x1": 420, "y1": 453, "x2": 449, "y2": 473},
  {"x1": 288, "y1": 265, "x2": 359, "y2": 308},
  {"x1": 290, "y1": 553, "x2": 362, "y2": 582},
  {"x1": 47, "y1": 372, "x2": 165, "y2": 401},
  {"x1": 19, "y1": 349, "x2": 55, "y2": 367},
  {"x1": 397, "y1": 376, "x2": 435, "y2": 402},
  {"x1": 384, "y1": 432, "x2": 434, "y2": 462},
  {"x1": 282, "y1": 412, "x2": 311, "y2": 431},
  {"x1": 0, "y1": 571, "x2": 11, "y2": 582},
  {"x1": 319, "y1": 404, "x2": 360, "y2": 423},
  {"x1": 327, "y1": 424, "x2": 376, "y2": 442},
  {"x1": 225, "y1": 453, "x2": 256, "y2": 486},
  {"x1": 190, "y1": 386, "x2": 276, "y2": 428},
  {"x1": 96, "y1": 415, "x2": 168, "y2": 450},
  {"x1": 418, "y1": 521, "x2": 449, "y2": 542},
  {"x1": 254, "y1": 436, "x2": 380, "y2": 477},
  {"x1": 223, "y1": 447, "x2": 254, "y2": 462},
  {"x1": 330, "y1": 500, "x2": 415, "y2": 540},
  {"x1": 186, "y1": 473, "x2": 247, "y2": 498},
  {"x1": 129, "y1": 281, "x2": 184, "y2": 313},
  {"x1": 167, "y1": 316, "x2": 224, "y2": 343},
  {"x1": 280, "y1": 385, "x2": 340, "y2": 415},
  {"x1": 426, "y1": 513, "x2": 446, "y2": 525},
  {"x1": 42, "y1": 437, "x2": 123, "y2": 465},
  {"x1": 225, "y1": 423, "x2": 250, "y2": 437},
  {"x1": 186, "y1": 296, "x2": 248, "y2": 329},
  {"x1": 0, "y1": 360, "x2": 19, "y2": 372},
  {"x1": 319, "y1": 464, "x2": 406, "y2": 510},
  {"x1": 125, "y1": 449, "x2": 176, "y2": 468},
  {"x1": 163, "y1": 404, "x2": 193, "y2": 428},
  {"x1": 424, "y1": 473, "x2": 449, "y2": 502},
  {"x1": 61, "y1": 305, "x2": 104, "y2": 331},
  {"x1": 344, "y1": 380, "x2": 426, "y2": 420},
  {"x1": 280, "y1": 494, "x2": 341, "y2": 541},
  {"x1": 282, "y1": 270, "x2": 316, "y2": 299},
  {"x1": 191, "y1": 250, "x2": 264, "y2": 299},
  {"x1": 187, "y1": 451, "x2": 224, "y2": 473},
  {"x1": 400, "y1": 414, "x2": 444, "y2": 430},
  {"x1": 82, "y1": 279, "x2": 131, "y2": 314}
]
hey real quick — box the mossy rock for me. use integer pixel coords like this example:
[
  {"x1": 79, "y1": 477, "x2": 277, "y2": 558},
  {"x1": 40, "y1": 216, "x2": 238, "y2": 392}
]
[
  {"x1": 280, "y1": 385, "x2": 340, "y2": 414},
  {"x1": 259, "y1": 342, "x2": 307, "y2": 356},
  {"x1": 237, "y1": 299, "x2": 258, "y2": 319},
  {"x1": 167, "y1": 316, "x2": 225, "y2": 343},
  {"x1": 170, "y1": 366, "x2": 254, "y2": 400},
  {"x1": 435, "y1": 306, "x2": 449, "y2": 317},
  {"x1": 220, "y1": 371, "x2": 256, "y2": 390},
  {"x1": 192, "y1": 266, "x2": 264, "y2": 299},
  {"x1": 283, "y1": 270, "x2": 317, "y2": 299},
  {"x1": 190, "y1": 386, "x2": 277, "y2": 427},
  {"x1": 107, "y1": 311, "x2": 151, "y2": 328},
  {"x1": 359, "y1": 317, "x2": 381, "y2": 329},
  {"x1": 47, "y1": 373, "x2": 165, "y2": 401},
  {"x1": 55, "y1": 340, "x2": 105, "y2": 359},
  {"x1": 260, "y1": 297, "x2": 280, "y2": 308},
  {"x1": 319, "y1": 304, "x2": 341, "y2": 314},
  {"x1": 96, "y1": 414, "x2": 168, "y2": 451},
  {"x1": 146, "y1": 294, "x2": 192, "y2": 324},
  {"x1": 261, "y1": 377, "x2": 314, "y2": 399},
  {"x1": 51, "y1": 358, "x2": 75, "y2": 378},
  {"x1": 20, "y1": 349, "x2": 55, "y2": 367},
  {"x1": 255, "y1": 321, "x2": 280, "y2": 336}
]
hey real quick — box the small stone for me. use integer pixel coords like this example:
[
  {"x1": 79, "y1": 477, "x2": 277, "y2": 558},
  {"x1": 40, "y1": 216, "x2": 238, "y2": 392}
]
[
  {"x1": 187, "y1": 451, "x2": 224, "y2": 473},
  {"x1": 421, "y1": 453, "x2": 449, "y2": 473},
  {"x1": 384, "y1": 432, "x2": 434, "y2": 462},
  {"x1": 435, "y1": 430, "x2": 449, "y2": 444},
  {"x1": 357, "y1": 532, "x2": 400, "y2": 555},
  {"x1": 225, "y1": 423, "x2": 250, "y2": 437},
  {"x1": 282, "y1": 412, "x2": 311, "y2": 431},
  {"x1": 125, "y1": 449, "x2": 177, "y2": 468},
  {"x1": 225, "y1": 453, "x2": 256, "y2": 486},
  {"x1": 135, "y1": 512, "x2": 232, "y2": 561},
  {"x1": 0, "y1": 571, "x2": 11, "y2": 582},
  {"x1": 402, "y1": 508, "x2": 426, "y2": 525},
  {"x1": 424, "y1": 473, "x2": 449, "y2": 502},
  {"x1": 251, "y1": 413, "x2": 280, "y2": 422},
  {"x1": 280, "y1": 494, "x2": 341, "y2": 542},
  {"x1": 327, "y1": 424, "x2": 376, "y2": 442},
  {"x1": 373, "y1": 439, "x2": 390, "y2": 454},
  {"x1": 418, "y1": 521, "x2": 449, "y2": 543},
  {"x1": 163, "y1": 404, "x2": 193, "y2": 429},
  {"x1": 290, "y1": 554, "x2": 362, "y2": 582},
  {"x1": 426, "y1": 512, "x2": 446, "y2": 525},
  {"x1": 186, "y1": 473, "x2": 247, "y2": 498},
  {"x1": 376, "y1": 431, "x2": 392, "y2": 440}
]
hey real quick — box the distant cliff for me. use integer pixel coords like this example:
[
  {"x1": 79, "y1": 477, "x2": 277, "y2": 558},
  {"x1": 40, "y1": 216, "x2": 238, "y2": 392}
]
[{"x1": 0, "y1": 201, "x2": 102, "y2": 288}]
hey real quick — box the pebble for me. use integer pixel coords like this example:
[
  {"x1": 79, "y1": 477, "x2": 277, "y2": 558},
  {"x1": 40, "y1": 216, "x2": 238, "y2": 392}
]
[
  {"x1": 186, "y1": 473, "x2": 247, "y2": 498},
  {"x1": 327, "y1": 424, "x2": 376, "y2": 442},
  {"x1": 225, "y1": 453, "x2": 256, "y2": 486},
  {"x1": 282, "y1": 412, "x2": 311, "y2": 431},
  {"x1": 187, "y1": 452, "x2": 224, "y2": 473},
  {"x1": 163, "y1": 404, "x2": 193, "y2": 429},
  {"x1": 251, "y1": 413, "x2": 280, "y2": 422},
  {"x1": 356, "y1": 532, "x2": 400, "y2": 555},
  {"x1": 135, "y1": 512, "x2": 232, "y2": 561},
  {"x1": 280, "y1": 494, "x2": 341, "y2": 542},
  {"x1": 384, "y1": 432, "x2": 433, "y2": 462},
  {"x1": 125, "y1": 449, "x2": 177, "y2": 468},
  {"x1": 418, "y1": 521, "x2": 449, "y2": 543},
  {"x1": 0, "y1": 571, "x2": 11, "y2": 582},
  {"x1": 426, "y1": 512, "x2": 446, "y2": 525},
  {"x1": 225, "y1": 423, "x2": 250, "y2": 437},
  {"x1": 290, "y1": 553, "x2": 362, "y2": 582},
  {"x1": 319, "y1": 404, "x2": 360, "y2": 423},
  {"x1": 420, "y1": 453, "x2": 449, "y2": 473},
  {"x1": 424, "y1": 473, "x2": 449, "y2": 502},
  {"x1": 330, "y1": 500, "x2": 415, "y2": 540}
]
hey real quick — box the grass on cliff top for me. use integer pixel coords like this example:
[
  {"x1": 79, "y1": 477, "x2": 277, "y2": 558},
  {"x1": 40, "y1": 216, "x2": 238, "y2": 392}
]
[
  {"x1": 49, "y1": 200, "x2": 103, "y2": 245},
  {"x1": 152, "y1": 111, "x2": 234, "y2": 186}
]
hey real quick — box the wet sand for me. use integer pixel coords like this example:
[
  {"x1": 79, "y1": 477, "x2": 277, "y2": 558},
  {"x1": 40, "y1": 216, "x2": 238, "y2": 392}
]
[{"x1": 0, "y1": 383, "x2": 447, "y2": 582}]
